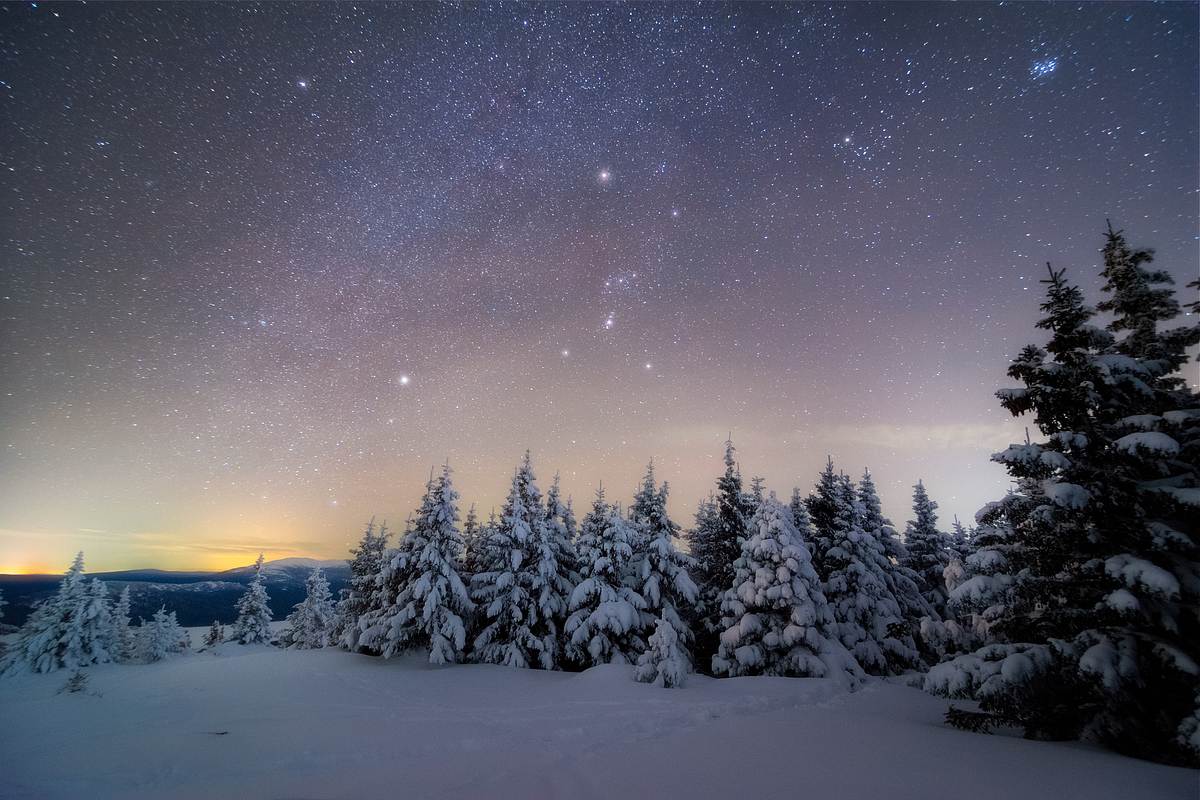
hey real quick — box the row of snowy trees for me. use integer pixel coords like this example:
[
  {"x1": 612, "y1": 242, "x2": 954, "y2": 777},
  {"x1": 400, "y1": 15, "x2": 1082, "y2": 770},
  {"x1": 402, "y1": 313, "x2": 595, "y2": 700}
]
[
  {"x1": 324, "y1": 446, "x2": 970, "y2": 693},
  {"x1": 0, "y1": 554, "x2": 190, "y2": 674}
]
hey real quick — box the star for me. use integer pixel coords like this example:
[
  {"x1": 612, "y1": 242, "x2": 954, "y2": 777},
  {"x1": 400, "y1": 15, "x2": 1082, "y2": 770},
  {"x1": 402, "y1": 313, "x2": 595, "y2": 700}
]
[
  {"x1": 598, "y1": 169, "x2": 611, "y2": 184},
  {"x1": 298, "y1": 79, "x2": 309, "y2": 89},
  {"x1": 398, "y1": 374, "x2": 411, "y2": 386}
]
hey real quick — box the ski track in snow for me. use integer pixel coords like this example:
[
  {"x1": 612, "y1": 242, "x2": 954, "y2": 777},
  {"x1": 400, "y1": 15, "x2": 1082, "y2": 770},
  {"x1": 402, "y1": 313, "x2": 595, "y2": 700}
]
[{"x1": 0, "y1": 633, "x2": 1193, "y2": 800}]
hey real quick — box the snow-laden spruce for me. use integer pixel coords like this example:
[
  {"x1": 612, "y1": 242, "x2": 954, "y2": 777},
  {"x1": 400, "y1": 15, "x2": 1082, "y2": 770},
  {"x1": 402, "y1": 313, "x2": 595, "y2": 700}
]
[
  {"x1": 901, "y1": 480, "x2": 953, "y2": 615},
  {"x1": 358, "y1": 465, "x2": 473, "y2": 664},
  {"x1": 2, "y1": 553, "x2": 114, "y2": 675},
  {"x1": 112, "y1": 585, "x2": 136, "y2": 662},
  {"x1": 138, "y1": 607, "x2": 189, "y2": 662},
  {"x1": 635, "y1": 615, "x2": 689, "y2": 687},
  {"x1": 712, "y1": 494, "x2": 864, "y2": 686},
  {"x1": 336, "y1": 517, "x2": 389, "y2": 651},
  {"x1": 927, "y1": 231, "x2": 1200, "y2": 767},
  {"x1": 687, "y1": 439, "x2": 753, "y2": 668},
  {"x1": 628, "y1": 464, "x2": 698, "y2": 670},
  {"x1": 281, "y1": 566, "x2": 337, "y2": 649},
  {"x1": 857, "y1": 469, "x2": 932, "y2": 624},
  {"x1": 231, "y1": 553, "x2": 274, "y2": 645},
  {"x1": 565, "y1": 486, "x2": 647, "y2": 666},
  {"x1": 818, "y1": 473, "x2": 919, "y2": 674},
  {"x1": 472, "y1": 453, "x2": 572, "y2": 669}
]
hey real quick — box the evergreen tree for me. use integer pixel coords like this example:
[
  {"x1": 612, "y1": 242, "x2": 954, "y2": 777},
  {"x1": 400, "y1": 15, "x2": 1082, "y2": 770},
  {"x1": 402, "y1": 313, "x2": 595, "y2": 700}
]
[
  {"x1": 2, "y1": 553, "x2": 112, "y2": 674},
  {"x1": 565, "y1": 487, "x2": 647, "y2": 666},
  {"x1": 359, "y1": 465, "x2": 472, "y2": 663},
  {"x1": 282, "y1": 567, "x2": 337, "y2": 649},
  {"x1": 928, "y1": 245, "x2": 1200, "y2": 766},
  {"x1": 472, "y1": 453, "x2": 561, "y2": 669},
  {"x1": 138, "y1": 607, "x2": 189, "y2": 662},
  {"x1": 821, "y1": 474, "x2": 919, "y2": 674},
  {"x1": 536, "y1": 472, "x2": 580, "y2": 658},
  {"x1": 858, "y1": 469, "x2": 932, "y2": 623},
  {"x1": 460, "y1": 504, "x2": 484, "y2": 574},
  {"x1": 712, "y1": 494, "x2": 863, "y2": 685},
  {"x1": 630, "y1": 477, "x2": 698, "y2": 668},
  {"x1": 337, "y1": 518, "x2": 389, "y2": 651},
  {"x1": 902, "y1": 480, "x2": 953, "y2": 614},
  {"x1": 202, "y1": 620, "x2": 225, "y2": 649},
  {"x1": 112, "y1": 586, "x2": 136, "y2": 662},
  {"x1": 804, "y1": 457, "x2": 842, "y2": 576},
  {"x1": 231, "y1": 554, "x2": 273, "y2": 645},
  {"x1": 948, "y1": 516, "x2": 973, "y2": 562},
  {"x1": 634, "y1": 616, "x2": 689, "y2": 688},
  {"x1": 688, "y1": 439, "x2": 752, "y2": 668}
]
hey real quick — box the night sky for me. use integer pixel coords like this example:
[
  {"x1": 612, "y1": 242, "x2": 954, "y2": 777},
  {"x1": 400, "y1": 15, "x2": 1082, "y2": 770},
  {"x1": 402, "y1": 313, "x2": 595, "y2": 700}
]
[{"x1": 1, "y1": 2, "x2": 1196, "y2": 572}]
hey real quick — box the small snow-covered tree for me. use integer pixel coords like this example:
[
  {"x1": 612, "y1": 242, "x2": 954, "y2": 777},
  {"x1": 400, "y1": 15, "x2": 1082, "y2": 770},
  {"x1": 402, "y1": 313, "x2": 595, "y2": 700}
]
[
  {"x1": 337, "y1": 518, "x2": 390, "y2": 651},
  {"x1": 112, "y1": 586, "x2": 136, "y2": 662},
  {"x1": 635, "y1": 616, "x2": 688, "y2": 688},
  {"x1": 820, "y1": 473, "x2": 919, "y2": 674},
  {"x1": 138, "y1": 607, "x2": 189, "y2": 662},
  {"x1": 358, "y1": 465, "x2": 473, "y2": 663},
  {"x1": 460, "y1": 504, "x2": 484, "y2": 574},
  {"x1": 902, "y1": 481, "x2": 953, "y2": 615},
  {"x1": 712, "y1": 494, "x2": 863, "y2": 685},
  {"x1": 565, "y1": 487, "x2": 647, "y2": 666},
  {"x1": 231, "y1": 554, "x2": 273, "y2": 645},
  {"x1": 536, "y1": 472, "x2": 579, "y2": 655},
  {"x1": 2, "y1": 553, "x2": 113, "y2": 675},
  {"x1": 202, "y1": 620, "x2": 225, "y2": 649},
  {"x1": 282, "y1": 567, "x2": 337, "y2": 649}
]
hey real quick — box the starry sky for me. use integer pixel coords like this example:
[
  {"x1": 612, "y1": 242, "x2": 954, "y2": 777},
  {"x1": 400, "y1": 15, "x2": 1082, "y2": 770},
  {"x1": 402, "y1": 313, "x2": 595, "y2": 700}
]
[{"x1": 1, "y1": 2, "x2": 1197, "y2": 572}]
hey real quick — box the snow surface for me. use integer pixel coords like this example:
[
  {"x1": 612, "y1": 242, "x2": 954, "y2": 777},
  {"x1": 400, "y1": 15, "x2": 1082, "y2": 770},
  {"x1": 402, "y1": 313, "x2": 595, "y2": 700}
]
[{"x1": 0, "y1": 628, "x2": 1193, "y2": 800}]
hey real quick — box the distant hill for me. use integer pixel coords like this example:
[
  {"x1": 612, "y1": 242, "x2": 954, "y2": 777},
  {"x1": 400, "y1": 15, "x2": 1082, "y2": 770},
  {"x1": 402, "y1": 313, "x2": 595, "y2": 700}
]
[{"x1": 0, "y1": 557, "x2": 352, "y2": 628}]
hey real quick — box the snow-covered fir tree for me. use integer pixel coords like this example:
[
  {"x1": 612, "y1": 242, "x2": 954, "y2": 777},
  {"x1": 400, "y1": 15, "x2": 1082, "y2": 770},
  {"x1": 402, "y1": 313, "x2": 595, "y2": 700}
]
[
  {"x1": 472, "y1": 453, "x2": 566, "y2": 669},
  {"x1": 712, "y1": 494, "x2": 863, "y2": 685},
  {"x1": 231, "y1": 554, "x2": 273, "y2": 645},
  {"x1": 927, "y1": 239, "x2": 1200, "y2": 766},
  {"x1": 629, "y1": 472, "x2": 697, "y2": 669},
  {"x1": 202, "y1": 620, "x2": 225, "y2": 649},
  {"x1": 138, "y1": 607, "x2": 189, "y2": 662},
  {"x1": 902, "y1": 480, "x2": 953, "y2": 615},
  {"x1": 634, "y1": 615, "x2": 689, "y2": 688},
  {"x1": 460, "y1": 504, "x2": 484, "y2": 574},
  {"x1": 820, "y1": 473, "x2": 919, "y2": 674},
  {"x1": 804, "y1": 457, "x2": 842, "y2": 576},
  {"x1": 112, "y1": 586, "x2": 135, "y2": 662},
  {"x1": 536, "y1": 472, "x2": 579, "y2": 651},
  {"x1": 336, "y1": 518, "x2": 389, "y2": 651},
  {"x1": 857, "y1": 469, "x2": 932, "y2": 625},
  {"x1": 358, "y1": 465, "x2": 472, "y2": 663},
  {"x1": 687, "y1": 439, "x2": 752, "y2": 668},
  {"x1": 948, "y1": 515, "x2": 973, "y2": 562},
  {"x1": 2, "y1": 553, "x2": 113, "y2": 675},
  {"x1": 565, "y1": 486, "x2": 647, "y2": 666},
  {"x1": 281, "y1": 567, "x2": 337, "y2": 649}
]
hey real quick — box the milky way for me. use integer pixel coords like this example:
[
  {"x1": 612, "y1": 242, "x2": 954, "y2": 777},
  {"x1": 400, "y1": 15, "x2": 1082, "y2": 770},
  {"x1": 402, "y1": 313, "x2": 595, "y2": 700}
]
[{"x1": 1, "y1": 2, "x2": 1196, "y2": 570}]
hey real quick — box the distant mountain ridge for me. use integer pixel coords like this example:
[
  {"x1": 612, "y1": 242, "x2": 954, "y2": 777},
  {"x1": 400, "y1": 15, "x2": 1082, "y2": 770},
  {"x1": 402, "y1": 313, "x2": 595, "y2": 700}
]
[{"x1": 0, "y1": 557, "x2": 352, "y2": 628}]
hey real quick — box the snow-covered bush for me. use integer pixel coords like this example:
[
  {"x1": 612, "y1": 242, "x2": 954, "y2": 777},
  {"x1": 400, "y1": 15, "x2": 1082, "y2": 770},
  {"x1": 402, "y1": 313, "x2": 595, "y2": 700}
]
[{"x1": 634, "y1": 616, "x2": 688, "y2": 688}]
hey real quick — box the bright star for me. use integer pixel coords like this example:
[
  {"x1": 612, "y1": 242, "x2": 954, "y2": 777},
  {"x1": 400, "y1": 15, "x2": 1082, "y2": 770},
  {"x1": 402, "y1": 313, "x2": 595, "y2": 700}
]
[
  {"x1": 598, "y1": 170, "x2": 611, "y2": 183},
  {"x1": 603, "y1": 314, "x2": 615, "y2": 330},
  {"x1": 298, "y1": 79, "x2": 309, "y2": 89},
  {"x1": 561, "y1": 349, "x2": 570, "y2": 358},
  {"x1": 398, "y1": 374, "x2": 411, "y2": 386}
]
